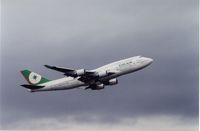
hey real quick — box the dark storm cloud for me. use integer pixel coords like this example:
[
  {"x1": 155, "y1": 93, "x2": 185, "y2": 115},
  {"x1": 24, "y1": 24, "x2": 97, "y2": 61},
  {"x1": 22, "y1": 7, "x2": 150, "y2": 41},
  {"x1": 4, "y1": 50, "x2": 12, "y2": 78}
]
[{"x1": 1, "y1": 0, "x2": 198, "y2": 129}]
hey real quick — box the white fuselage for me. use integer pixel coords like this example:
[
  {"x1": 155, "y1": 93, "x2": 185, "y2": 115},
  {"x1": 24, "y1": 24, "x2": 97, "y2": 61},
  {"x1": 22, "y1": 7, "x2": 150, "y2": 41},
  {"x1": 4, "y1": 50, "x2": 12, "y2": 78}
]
[{"x1": 33, "y1": 56, "x2": 153, "y2": 92}]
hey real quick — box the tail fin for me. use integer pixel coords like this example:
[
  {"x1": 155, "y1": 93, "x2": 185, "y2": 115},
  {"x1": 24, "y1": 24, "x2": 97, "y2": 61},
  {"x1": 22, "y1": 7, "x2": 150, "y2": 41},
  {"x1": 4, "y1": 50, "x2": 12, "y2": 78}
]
[{"x1": 20, "y1": 69, "x2": 51, "y2": 85}]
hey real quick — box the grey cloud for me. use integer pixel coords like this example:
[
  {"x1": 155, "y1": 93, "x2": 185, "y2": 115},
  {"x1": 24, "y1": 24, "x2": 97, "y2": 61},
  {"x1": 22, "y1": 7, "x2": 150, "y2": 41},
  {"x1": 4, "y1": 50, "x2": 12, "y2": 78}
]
[{"x1": 1, "y1": 0, "x2": 198, "y2": 129}]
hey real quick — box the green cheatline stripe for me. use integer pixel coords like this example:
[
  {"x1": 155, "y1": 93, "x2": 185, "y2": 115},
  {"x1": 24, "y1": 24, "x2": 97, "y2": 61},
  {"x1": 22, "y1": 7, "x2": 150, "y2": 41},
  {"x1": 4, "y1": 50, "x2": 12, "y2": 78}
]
[{"x1": 21, "y1": 69, "x2": 51, "y2": 85}]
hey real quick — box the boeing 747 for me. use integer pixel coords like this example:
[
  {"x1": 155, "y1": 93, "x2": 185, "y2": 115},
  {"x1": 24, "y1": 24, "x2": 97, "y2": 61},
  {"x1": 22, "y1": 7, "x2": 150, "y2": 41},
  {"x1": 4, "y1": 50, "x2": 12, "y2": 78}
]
[{"x1": 20, "y1": 56, "x2": 153, "y2": 92}]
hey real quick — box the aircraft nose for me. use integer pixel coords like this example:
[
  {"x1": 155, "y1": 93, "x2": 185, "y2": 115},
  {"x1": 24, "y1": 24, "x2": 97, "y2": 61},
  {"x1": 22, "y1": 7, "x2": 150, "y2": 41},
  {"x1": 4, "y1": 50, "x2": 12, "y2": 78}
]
[
  {"x1": 148, "y1": 58, "x2": 153, "y2": 63},
  {"x1": 144, "y1": 57, "x2": 153, "y2": 65}
]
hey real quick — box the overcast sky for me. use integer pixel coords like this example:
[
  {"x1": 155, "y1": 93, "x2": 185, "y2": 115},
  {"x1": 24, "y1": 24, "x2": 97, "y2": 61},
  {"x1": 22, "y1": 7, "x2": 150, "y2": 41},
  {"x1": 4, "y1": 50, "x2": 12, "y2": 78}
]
[{"x1": 1, "y1": 0, "x2": 198, "y2": 130}]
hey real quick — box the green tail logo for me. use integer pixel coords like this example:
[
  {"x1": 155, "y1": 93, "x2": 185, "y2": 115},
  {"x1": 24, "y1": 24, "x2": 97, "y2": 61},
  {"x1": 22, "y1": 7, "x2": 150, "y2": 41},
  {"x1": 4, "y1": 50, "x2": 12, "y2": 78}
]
[{"x1": 21, "y1": 70, "x2": 51, "y2": 85}]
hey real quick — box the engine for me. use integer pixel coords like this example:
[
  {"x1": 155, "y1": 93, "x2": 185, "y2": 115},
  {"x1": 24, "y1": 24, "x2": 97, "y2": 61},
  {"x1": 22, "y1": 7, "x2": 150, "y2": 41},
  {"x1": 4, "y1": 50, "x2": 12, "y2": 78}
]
[
  {"x1": 74, "y1": 69, "x2": 85, "y2": 76},
  {"x1": 85, "y1": 84, "x2": 105, "y2": 90},
  {"x1": 98, "y1": 71, "x2": 108, "y2": 77},
  {"x1": 93, "y1": 84, "x2": 104, "y2": 90},
  {"x1": 105, "y1": 78, "x2": 118, "y2": 85}
]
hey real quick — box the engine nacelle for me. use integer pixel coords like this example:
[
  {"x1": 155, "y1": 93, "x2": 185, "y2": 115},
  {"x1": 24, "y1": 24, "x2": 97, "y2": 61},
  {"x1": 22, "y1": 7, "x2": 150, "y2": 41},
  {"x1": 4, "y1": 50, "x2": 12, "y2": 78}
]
[
  {"x1": 75, "y1": 69, "x2": 85, "y2": 76},
  {"x1": 105, "y1": 78, "x2": 118, "y2": 85},
  {"x1": 92, "y1": 84, "x2": 104, "y2": 90},
  {"x1": 98, "y1": 71, "x2": 108, "y2": 77}
]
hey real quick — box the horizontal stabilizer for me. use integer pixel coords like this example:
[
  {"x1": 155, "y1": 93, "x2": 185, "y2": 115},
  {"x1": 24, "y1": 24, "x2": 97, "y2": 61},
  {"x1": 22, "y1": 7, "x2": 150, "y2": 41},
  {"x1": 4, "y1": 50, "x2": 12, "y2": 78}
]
[{"x1": 21, "y1": 84, "x2": 45, "y2": 90}]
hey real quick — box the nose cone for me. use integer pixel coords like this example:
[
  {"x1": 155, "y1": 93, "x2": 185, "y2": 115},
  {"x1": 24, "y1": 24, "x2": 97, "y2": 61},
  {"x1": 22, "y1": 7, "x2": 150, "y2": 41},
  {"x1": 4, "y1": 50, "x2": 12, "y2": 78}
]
[
  {"x1": 148, "y1": 58, "x2": 153, "y2": 64},
  {"x1": 144, "y1": 57, "x2": 153, "y2": 65}
]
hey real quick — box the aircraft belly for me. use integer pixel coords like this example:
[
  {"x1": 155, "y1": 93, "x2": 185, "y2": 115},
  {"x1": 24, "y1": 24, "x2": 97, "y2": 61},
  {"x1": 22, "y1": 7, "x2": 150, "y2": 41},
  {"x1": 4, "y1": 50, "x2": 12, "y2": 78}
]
[
  {"x1": 52, "y1": 80, "x2": 85, "y2": 90},
  {"x1": 37, "y1": 79, "x2": 85, "y2": 91}
]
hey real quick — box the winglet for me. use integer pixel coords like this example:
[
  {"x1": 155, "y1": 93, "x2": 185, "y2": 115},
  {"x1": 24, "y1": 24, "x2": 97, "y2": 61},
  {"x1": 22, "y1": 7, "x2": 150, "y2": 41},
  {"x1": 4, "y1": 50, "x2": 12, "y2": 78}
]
[{"x1": 44, "y1": 65, "x2": 54, "y2": 68}]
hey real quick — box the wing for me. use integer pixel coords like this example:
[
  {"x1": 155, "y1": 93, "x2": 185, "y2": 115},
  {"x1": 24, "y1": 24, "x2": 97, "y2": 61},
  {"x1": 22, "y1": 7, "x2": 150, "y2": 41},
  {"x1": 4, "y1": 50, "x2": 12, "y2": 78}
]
[
  {"x1": 44, "y1": 64, "x2": 116, "y2": 82},
  {"x1": 44, "y1": 65, "x2": 74, "y2": 73},
  {"x1": 44, "y1": 64, "x2": 97, "y2": 78}
]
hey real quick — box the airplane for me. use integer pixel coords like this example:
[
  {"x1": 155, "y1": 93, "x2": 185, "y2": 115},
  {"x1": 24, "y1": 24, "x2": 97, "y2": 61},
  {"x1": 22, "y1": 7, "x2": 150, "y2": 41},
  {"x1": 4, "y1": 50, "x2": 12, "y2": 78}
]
[{"x1": 20, "y1": 56, "x2": 153, "y2": 92}]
